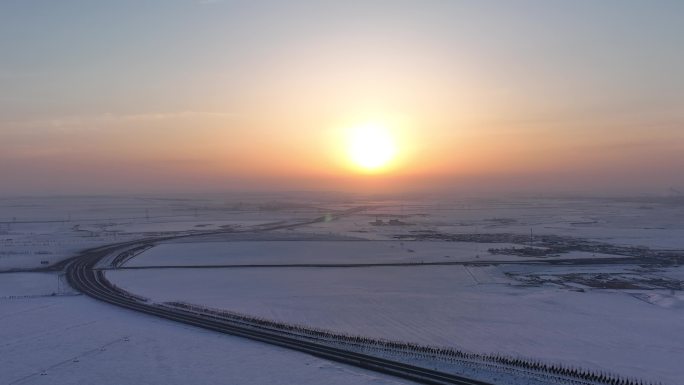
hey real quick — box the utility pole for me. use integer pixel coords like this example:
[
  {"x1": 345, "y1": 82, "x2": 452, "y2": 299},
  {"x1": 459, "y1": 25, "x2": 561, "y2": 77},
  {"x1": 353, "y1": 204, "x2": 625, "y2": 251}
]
[{"x1": 530, "y1": 228, "x2": 533, "y2": 246}]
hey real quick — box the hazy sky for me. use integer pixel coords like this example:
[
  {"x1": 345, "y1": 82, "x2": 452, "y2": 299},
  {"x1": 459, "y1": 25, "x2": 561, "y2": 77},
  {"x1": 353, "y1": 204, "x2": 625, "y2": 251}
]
[{"x1": 1, "y1": 0, "x2": 683, "y2": 195}]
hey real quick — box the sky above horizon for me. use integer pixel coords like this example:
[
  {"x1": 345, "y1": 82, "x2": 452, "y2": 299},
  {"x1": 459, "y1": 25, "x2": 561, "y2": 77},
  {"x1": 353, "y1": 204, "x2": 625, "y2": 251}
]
[{"x1": 1, "y1": 0, "x2": 683, "y2": 195}]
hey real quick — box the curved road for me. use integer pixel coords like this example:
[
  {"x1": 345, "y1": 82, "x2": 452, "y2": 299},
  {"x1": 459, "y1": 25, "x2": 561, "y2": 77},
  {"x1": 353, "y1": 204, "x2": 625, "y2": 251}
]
[{"x1": 64, "y1": 228, "x2": 493, "y2": 385}]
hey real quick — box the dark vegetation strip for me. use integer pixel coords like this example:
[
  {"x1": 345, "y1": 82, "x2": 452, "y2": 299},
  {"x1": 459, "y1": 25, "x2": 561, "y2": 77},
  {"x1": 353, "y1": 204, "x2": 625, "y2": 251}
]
[{"x1": 165, "y1": 301, "x2": 657, "y2": 385}]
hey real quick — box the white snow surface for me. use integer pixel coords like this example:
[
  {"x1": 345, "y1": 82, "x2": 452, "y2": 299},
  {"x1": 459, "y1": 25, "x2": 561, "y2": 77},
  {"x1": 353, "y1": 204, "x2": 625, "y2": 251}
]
[
  {"x1": 0, "y1": 194, "x2": 339, "y2": 271},
  {"x1": 125, "y1": 240, "x2": 527, "y2": 267},
  {"x1": 109, "y1": 262, "x2": 684, "y2": 385},
  {"x1": 0, "y1": 273, "x2": 411, "y2": 385},
  {"x1": 4, "y1": 194, "x2": 684, "y2": 385},
  {"x1": 302, "y1": 197, "x2": 684, "y2": 248}
]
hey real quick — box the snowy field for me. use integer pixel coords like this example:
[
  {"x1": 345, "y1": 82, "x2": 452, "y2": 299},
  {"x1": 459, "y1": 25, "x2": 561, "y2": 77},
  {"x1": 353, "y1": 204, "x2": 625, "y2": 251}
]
[
  {"x1": 0, "y1": 273, "x2": 411, "y2": 385},
  {"x1": 3, "y1": 194, "x2": 683, "y2": 271},
  {"x1": 108, "y1": 263, "x2": 684, "y2": 385},
  {"x1": 124, "y1": 240, "x2": 528, "y2": 267},
  {"x1": 302, "y1": 196, "x2": 684, "y2": 249},
  {"x1": 2, "y1": 193, "x2": 684, "y2": 385},
  {"x1": 0, "y1": 194, "x2": 342, "y2": 271}
]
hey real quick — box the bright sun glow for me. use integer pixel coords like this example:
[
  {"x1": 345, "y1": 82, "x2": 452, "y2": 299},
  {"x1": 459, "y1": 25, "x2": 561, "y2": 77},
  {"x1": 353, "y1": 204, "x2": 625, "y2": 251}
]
[{"x1": 347, "y1": 123, "x2": 397, "y2": 172}]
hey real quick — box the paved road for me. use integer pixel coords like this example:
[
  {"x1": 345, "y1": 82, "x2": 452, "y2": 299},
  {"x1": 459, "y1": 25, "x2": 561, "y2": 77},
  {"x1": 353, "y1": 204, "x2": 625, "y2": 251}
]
[
  {"x1": 66, "y1": 246, "x2": 491, "y2": 384},
  {"x1": 62, "y1": 209, "x2": 492, "y2": 385}
]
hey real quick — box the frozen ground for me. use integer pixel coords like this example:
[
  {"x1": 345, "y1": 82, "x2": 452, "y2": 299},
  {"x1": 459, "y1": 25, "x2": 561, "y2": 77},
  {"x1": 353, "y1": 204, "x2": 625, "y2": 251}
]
[
  {"x1": 0, "y1": 273, "x2": 411, "y2": 385},
  {"x1": 0, "y1": 272, "x2": 72, "y2": 299},
  {"x1": 4, "y1": 194, "x2": 683, "y2": 271},
  {"x1": 301, "y1": 196, "x2": 684, "y2": 249},
  {"x1": 124, "y1": 240, "x2": 528, "y2": 267},
  {"x1": 0, "y1": 194, "x2": 341, "y2": 271},
  {"x1": 123, "y1": 239, "x2": 631, "y2": 269},
  {"x1": 3, "y1": 193, "x2": 684, "y2": 385},
  {"x1": 107, "y1": 262, "x2": 684, "y2": 385}
]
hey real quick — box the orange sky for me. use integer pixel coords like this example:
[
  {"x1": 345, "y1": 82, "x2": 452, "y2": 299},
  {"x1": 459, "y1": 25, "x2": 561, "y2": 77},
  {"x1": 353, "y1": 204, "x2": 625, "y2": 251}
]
[{"x1": 1, "y1": 1, "x2": 683, "y2": 195}]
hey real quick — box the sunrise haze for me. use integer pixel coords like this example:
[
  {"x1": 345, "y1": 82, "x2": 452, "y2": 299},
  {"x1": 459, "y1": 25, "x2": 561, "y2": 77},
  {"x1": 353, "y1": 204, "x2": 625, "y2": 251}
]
[{"x1": 1, "y1": 0, "x2": 683, "y2": 195}]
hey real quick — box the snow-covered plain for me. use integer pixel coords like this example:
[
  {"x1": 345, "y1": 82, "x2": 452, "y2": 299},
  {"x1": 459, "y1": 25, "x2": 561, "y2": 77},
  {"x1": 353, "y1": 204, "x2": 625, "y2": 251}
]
[
  {"x1": 0, "y1": 273, "x2": 411, "y2": 385},
  {"x1": 303, "y1": 197, "x2": 684, "y2": 249},
  {"x1": 0, "y1": 194, "x2": 336, "y2": 271},
  {"x1": 108, "y1": 263, "x2": 684, "y2": 385},
  {"x1": 3, "y1": 194, "x2": 684, "y2": 385},
  {"x1": 124, "y1": 240, "x2": 526, "y2": 267}
]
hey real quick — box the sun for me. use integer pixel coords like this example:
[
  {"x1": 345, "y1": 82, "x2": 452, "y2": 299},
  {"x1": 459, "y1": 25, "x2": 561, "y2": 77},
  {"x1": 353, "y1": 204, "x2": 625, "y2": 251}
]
[{"x1": 347, "y1": 123, "x2": 397, "y2": 172}]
